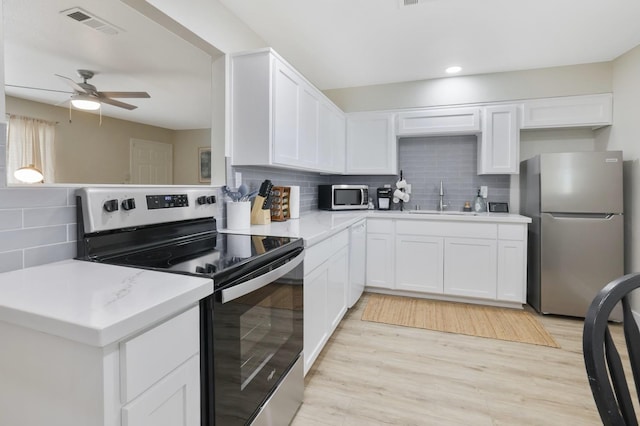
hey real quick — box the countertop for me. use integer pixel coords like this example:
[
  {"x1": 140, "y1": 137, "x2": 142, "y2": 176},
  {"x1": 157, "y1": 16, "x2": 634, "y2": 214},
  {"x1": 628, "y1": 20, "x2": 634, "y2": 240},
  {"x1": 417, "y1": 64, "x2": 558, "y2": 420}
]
[
  {"x1": 223, "y1": 209, "x2": 531, "y2": 247},
  {"x1": 0, "y1": 260, "x2": 213, "y2": 347}
]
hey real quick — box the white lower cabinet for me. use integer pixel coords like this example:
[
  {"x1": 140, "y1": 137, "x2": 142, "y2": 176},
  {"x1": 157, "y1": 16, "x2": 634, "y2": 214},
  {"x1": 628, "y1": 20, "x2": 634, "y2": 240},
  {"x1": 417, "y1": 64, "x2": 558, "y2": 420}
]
[
  {"x1": 303, "y1": 230, "x2": 349, "y2": 375},
  {"x1": 443, "y1": 238, "x2": 498, "y2": 299},
  {"x1": 366, "y1": 219, "x2": 395, "y2": 289},
  {"x1": 367, "y1": 218, "x2": 528, "y2": 305},
  {"x1": 395, "y1": 235, "x2": 443, "y2": 293},
  {"x1": 0, "y1": 305, "x2": 201, "y2": 426},
  {"x1": 497, "y1": 240, "x2": 526, "y2": 302},
  {"x1": 122, "y1": 355, "x2": 200, "y2": 426}
]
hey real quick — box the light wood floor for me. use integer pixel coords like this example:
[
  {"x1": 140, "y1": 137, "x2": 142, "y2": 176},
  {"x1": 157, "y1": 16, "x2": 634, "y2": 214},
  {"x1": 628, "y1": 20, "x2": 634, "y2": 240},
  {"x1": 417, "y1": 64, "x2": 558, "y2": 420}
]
[{"x1": 291, "y1": 292, "x2": 626, "y2": 426}]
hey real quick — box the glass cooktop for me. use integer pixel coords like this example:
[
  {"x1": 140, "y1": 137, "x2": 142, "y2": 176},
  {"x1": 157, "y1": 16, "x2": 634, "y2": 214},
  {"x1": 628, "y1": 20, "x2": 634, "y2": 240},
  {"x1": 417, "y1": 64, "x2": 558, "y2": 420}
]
[{"x1": 99, "y1": 232, "x2": 302, "y2": 288}]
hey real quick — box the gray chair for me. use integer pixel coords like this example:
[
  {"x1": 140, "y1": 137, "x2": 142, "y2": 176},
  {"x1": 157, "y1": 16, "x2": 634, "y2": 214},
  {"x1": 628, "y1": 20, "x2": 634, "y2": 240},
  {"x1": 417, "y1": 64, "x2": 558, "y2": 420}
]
[{"x1": 583, "y1": 273, "x2": 640, "y2": 426}]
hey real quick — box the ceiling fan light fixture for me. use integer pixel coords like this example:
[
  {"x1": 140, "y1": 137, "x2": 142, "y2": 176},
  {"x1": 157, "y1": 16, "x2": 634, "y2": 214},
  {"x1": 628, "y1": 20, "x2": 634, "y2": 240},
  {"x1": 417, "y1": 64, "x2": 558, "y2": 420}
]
[
  {"x1": 14, "y1": 164, "x2": 44, "y2": 184},
  {"x1": 70, "y1": 94, "x2": 101, "y2": 110}
]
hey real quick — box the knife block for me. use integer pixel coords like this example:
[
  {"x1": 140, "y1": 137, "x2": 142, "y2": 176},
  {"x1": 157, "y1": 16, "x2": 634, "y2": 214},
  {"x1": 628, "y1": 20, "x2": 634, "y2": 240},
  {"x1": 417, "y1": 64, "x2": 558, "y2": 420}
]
[{"x1": 251, "y1": 195, "x2": 271, "y2": 225}]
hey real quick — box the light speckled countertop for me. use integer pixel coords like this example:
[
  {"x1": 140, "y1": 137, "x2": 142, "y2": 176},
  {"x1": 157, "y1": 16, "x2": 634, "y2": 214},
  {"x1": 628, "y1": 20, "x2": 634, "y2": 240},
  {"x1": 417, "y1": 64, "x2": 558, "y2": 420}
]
[
  {"x1": 0, "y1": 260, "x2": 212, "y2": 347},
  {"x1": 223, "y1": 210, "x2": 531, "y2": 247}
]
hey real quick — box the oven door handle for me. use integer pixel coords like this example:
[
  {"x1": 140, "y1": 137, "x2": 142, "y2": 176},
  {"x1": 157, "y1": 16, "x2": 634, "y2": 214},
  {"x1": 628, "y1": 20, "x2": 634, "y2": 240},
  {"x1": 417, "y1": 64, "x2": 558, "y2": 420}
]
[{"x1": 221, "y1": 250, "x2": 304, "y2": 303}]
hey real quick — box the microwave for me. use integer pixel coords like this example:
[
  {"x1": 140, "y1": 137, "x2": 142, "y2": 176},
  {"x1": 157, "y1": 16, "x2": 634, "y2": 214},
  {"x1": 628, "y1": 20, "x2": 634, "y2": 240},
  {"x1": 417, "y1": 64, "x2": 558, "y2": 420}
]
[{"x1": 318, "y1": 184, "x2": 369, "y2": 210}]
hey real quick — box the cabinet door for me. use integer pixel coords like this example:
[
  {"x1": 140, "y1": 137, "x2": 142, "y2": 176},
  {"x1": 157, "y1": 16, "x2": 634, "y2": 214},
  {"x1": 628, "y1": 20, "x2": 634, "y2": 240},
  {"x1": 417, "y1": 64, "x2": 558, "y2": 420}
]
[
  {"x1": 346, "y1": 112, "x2": 397, "y2": 175},
  {"x1": 497, "y1": 240, "x2": 526, "y2": 302},
  {"x1": 395, "y1": 236, "x2": 444, "y2": 294},
  {"x1": 303, "y1": 265, "x2": 329, "y2": 375},
  {"x1": 478, "y1": 105, "x2": 519, "y2": 175},
  {"x1": 396, "y1": 107, "x2": 481, "y2": 136},
  {"x1": 521, "y1": 93, "x2": 613, "y2": 129},
  {"x1": 366, "y1": 233, "x2": 395, "y2": 289},
  {"x1": 272, "y1": 60, "x2": 301, "y2": 166},
  {"x1": 327, "y1": 246, "x2": 348, "y2": 332},
  {"x1": 298, "y1": 85, "x2": 320, "y2": 168},
  {"x1": 122, "y1": 355, "x2": 200, "y2": 426},
  {"x1": 443, "y1": 238, "x2": 497, "y2": 299},
  {"x1": 318, "y1": 102, "x2": 346, "y2": 173}
]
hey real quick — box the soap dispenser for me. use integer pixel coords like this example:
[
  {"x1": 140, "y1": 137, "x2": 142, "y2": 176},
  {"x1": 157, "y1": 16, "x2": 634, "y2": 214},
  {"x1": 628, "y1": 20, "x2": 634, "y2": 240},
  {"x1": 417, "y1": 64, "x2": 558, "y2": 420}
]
[{"x1": 473, "y1": 189, "x2": 486, "y2": 213}]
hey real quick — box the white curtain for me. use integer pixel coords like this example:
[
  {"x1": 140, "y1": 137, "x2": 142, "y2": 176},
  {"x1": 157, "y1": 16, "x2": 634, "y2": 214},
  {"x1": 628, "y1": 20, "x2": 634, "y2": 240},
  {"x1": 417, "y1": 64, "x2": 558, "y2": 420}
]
[{"x1": 7, "y1": 115, "x2": 56, "y2": 183}]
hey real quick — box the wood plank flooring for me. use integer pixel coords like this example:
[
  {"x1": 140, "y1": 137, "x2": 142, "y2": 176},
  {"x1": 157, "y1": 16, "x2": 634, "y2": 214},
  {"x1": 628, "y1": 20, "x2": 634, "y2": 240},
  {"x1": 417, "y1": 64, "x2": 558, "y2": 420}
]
[{"x1": 291, "y1": 292, "x2": 626, "y2": 426}]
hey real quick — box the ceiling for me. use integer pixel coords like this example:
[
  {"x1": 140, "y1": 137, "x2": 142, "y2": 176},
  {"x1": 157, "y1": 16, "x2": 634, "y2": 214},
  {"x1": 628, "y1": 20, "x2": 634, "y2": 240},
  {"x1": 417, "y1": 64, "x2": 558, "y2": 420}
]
[
  {"x1": 219, "y1": 0, "x2": 640, "y2": 91},
  {"x1": 3, "y1": 0, "x2": 216, "y2": 130}
]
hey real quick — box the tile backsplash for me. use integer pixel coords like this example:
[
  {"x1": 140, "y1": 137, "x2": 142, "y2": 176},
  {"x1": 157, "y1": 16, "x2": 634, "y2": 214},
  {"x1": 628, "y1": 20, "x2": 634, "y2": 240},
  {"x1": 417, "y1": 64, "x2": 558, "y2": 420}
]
[{"x1": 233, "y1": 135, "x2": 510, "y2": 214}]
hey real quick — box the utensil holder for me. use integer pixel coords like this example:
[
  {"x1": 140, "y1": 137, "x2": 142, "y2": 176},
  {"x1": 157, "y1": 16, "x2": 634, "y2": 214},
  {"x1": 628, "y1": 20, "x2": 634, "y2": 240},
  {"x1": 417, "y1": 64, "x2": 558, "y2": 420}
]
[{"x1": 226, "y1": 201, "x2": 251, "y2": 230}]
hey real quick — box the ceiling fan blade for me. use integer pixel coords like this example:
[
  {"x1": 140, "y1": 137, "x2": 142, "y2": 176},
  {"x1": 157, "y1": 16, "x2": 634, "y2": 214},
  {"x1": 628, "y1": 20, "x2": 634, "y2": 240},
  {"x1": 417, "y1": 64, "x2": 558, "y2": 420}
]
[
  {"x1": 55, "y1": 74, "x2": 87, "y2": 93},
  {"x1": 100, "y1": 97, "x2": 138, "y2": 110},
  {"x1": 5, "y1": 84, "x2": 72, "y2": 94},
  {"x1": 98, "y1": 91, "x2": 150, "y2": 99}
]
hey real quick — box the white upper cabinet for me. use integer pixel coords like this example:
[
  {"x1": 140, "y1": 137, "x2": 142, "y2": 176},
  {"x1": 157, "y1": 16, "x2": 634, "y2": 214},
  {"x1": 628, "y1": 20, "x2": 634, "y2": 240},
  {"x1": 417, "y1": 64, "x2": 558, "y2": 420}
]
[
  {"x1": 230, "y1": 49, "x2": 346, "y2": 173},
  {"x1": 520, "y1": 93, "x2": 612, "y2": 129},
  {"x1": 477, "y1": 105, "x2": 520, "y2": 175},
  {"x1": 346, "y1": 112, "x2": 397, "y2": 175},
  {"x1": 396, "y1": 107, "x2": 481, "y2": 136}
]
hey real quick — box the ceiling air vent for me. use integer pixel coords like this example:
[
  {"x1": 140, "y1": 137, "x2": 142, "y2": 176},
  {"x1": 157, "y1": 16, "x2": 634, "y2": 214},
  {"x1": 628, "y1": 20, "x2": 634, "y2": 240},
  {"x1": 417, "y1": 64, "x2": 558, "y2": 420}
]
[
  {"x1": 397, "y1": 0, "x2": 433, "y2": 7},
  {"x1": 61, "y1": 7, "x2": 122, "y2": 35}
]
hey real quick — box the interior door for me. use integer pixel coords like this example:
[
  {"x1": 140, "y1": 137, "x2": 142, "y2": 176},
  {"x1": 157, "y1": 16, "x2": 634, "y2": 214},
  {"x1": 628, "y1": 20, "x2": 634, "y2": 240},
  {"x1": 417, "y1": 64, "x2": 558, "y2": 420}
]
[{"x1": 130, "y1": 139, "x2": 173, "y2": 184}]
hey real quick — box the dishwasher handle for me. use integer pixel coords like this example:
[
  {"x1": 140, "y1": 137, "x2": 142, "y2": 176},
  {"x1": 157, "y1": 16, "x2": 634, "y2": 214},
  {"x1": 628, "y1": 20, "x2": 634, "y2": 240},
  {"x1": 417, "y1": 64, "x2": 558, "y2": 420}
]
[{"x1": 221, "y1": 249, "x2": 304, "y2": 303}]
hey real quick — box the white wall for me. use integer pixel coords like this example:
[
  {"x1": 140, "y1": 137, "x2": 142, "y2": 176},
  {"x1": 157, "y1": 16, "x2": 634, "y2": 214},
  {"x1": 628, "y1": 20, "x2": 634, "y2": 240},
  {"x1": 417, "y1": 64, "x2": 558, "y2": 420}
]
[
  {"x1": 145, "y1": 0, "x2": 266, "y2": 53},
  {"x1": 324, "y1": 62, "x2": 613, "y2": 113},
  {"x1": 598, "y1": 44, "x2": 640, "y2": 276}
]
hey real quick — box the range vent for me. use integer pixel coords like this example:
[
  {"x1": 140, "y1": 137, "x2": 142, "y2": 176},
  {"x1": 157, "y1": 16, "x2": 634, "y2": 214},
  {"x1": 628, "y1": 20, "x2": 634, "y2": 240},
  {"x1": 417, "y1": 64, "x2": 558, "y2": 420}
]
[{"x1": 61, "y1": 7, "x2": 121, "y2": 35}]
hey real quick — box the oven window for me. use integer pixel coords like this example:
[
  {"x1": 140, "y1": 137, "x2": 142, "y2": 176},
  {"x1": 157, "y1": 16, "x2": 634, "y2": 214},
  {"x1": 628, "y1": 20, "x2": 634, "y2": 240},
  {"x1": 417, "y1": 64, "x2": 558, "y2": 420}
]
[
  {"x1": 334, "y1": 189, "x2": 362, "y2": 205},
  {"x1": 237, "y1": 284, "x2": 299, "y2": 389},
  {"x1": 212, "y1": 262, "x2": 303, "y2": 425}
]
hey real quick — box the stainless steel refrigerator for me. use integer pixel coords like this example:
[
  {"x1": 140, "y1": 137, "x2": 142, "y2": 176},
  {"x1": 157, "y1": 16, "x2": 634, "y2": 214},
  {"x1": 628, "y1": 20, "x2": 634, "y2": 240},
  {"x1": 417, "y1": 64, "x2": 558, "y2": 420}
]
[{"x1": 520, "y1": 151, "x2": 624, "y2": 319}]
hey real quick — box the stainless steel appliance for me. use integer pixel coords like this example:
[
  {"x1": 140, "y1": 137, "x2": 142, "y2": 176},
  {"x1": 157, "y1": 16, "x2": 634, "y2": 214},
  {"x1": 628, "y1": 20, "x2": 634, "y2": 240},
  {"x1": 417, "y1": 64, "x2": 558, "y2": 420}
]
[
  {"x1": 318, "y1": 184, "x2": 369, "y2": 210},
  {"x1": 75, "y1": 187, "x2": 304, "y2": 426},
  {"x1": 376, "y1": 187, "x2": 393, "y2": 210},
  {"x1": 520, "y1": 151, "x2": 624, "y2": 319}
]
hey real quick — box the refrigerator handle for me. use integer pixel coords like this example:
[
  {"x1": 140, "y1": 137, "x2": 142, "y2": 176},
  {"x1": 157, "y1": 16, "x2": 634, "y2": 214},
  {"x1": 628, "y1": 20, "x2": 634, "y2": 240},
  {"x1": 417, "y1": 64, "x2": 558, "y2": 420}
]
[{"x1": 548, "y1": 213, "x2": 616, "y2": 220}]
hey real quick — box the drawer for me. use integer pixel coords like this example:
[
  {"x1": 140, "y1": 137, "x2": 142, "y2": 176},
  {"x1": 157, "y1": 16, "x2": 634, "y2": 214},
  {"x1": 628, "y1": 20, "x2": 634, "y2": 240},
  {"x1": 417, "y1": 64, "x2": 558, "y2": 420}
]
[
  {"x1": 367, "y1": 218, "x2": 393, "y2": 234},
  {"x1": 304, "y1": 237, "x2": 332, "y2": 274},
  {"x1": 120, "y1": 306, "x2": 200, "y2": 403},
  {"x1": 498, "y1": 224, "x2": 526, "y2": 241}
]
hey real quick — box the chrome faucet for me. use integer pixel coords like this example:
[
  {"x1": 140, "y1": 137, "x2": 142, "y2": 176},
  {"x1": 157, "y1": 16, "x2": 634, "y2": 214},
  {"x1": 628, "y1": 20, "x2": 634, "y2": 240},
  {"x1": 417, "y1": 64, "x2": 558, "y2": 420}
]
[{"x1": 438, "y1": 180, "x2": 448, "y2": 211}]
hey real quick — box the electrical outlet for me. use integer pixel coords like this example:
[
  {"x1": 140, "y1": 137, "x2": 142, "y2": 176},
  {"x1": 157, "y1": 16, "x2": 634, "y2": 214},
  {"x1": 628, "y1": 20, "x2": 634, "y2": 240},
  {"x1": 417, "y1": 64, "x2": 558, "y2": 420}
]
[
  {"x1": 405, "y1": 184, "x2": 411, "y2": 194},
  {"x1": 235, "y1": 172, "x2": 242, "y2": 187},
  {"x1": 480, "y1": 186, "x2": 488, "y2": 198}
]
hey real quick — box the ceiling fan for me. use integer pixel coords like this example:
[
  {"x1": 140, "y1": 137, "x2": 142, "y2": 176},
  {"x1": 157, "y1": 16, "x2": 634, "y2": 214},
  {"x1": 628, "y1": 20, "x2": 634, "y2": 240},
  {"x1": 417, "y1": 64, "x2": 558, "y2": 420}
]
[{"x1": 7, "y1": 69, "x2": 150, "y2": 111}]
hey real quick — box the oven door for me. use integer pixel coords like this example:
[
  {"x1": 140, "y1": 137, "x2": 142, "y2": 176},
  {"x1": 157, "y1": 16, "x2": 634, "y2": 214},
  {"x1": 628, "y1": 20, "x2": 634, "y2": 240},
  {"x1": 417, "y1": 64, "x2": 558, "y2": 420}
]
[{"x1": 202, "y1": 248, "x2": 304, "y2": 426}]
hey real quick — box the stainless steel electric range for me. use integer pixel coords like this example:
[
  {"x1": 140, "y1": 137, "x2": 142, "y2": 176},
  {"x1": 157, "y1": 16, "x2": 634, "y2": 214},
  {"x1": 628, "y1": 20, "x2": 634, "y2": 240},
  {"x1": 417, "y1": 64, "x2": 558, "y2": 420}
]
[{"x1": 76, "y1": 187, "x2": 304, "y2": 426}]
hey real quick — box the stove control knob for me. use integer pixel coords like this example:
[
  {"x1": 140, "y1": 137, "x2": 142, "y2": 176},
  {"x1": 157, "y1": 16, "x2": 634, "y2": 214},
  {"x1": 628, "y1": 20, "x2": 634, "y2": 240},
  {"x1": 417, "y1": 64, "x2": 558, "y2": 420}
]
[
  {"x1": 195, "y1": 266, "x2": 206, "y2": 274},
  {"x1": 121, "y1": 198, "x2": 136, "y2": 211},
  {"x1": 206, "y1": 195, "x2": 216, "y2": 204},
  {"x1": 205, "y1": 263, "x2": 217, "y2": 274},
  {"x1": 103, "y1": 199, "x2": 119, "y2": 213},
  {"x1": 197, "y1": 196, "x2": 207, "y2": 205}
]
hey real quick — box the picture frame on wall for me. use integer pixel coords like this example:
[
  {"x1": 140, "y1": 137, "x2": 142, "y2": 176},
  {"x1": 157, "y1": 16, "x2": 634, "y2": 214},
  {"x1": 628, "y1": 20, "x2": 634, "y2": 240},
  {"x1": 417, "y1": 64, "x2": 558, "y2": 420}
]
[{"x1": 199, "y1": 147, "x2": 211, "y2": 183}]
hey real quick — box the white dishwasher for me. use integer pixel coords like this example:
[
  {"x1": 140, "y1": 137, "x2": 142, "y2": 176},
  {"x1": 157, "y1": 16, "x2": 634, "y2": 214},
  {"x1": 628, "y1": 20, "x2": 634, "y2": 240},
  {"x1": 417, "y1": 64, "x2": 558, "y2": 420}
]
[{"x1": 348, "y1": 219, "x2": 367, "y2": 307}]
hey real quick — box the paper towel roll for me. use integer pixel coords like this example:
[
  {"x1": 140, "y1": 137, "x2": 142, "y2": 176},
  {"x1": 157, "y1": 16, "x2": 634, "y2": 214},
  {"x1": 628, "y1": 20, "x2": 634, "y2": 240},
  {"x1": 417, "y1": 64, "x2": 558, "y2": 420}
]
[
  {"x1": 289, "y1": 186, "x2": 300, "y2": 219},
  {"x1": 393, "y1": 189, "x2": 410, "y2": 203}
]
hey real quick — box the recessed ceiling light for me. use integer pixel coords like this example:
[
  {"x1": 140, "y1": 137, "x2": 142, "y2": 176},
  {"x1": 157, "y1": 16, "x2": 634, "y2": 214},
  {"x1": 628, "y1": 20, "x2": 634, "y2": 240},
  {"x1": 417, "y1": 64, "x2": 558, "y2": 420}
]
[{"x1": 445, "y1": 66, "x2": 462, "y2": 74}]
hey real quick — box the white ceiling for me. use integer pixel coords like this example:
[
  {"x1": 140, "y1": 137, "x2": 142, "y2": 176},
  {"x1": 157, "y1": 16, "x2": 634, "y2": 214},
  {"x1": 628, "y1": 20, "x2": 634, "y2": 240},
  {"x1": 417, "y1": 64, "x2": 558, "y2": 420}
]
[
  {"x1": 3, "y1": 0, "x2": 214, "y2": 130},
  {"x1": 219, "y1": 0, "x2": 640, "y2": 90}
]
